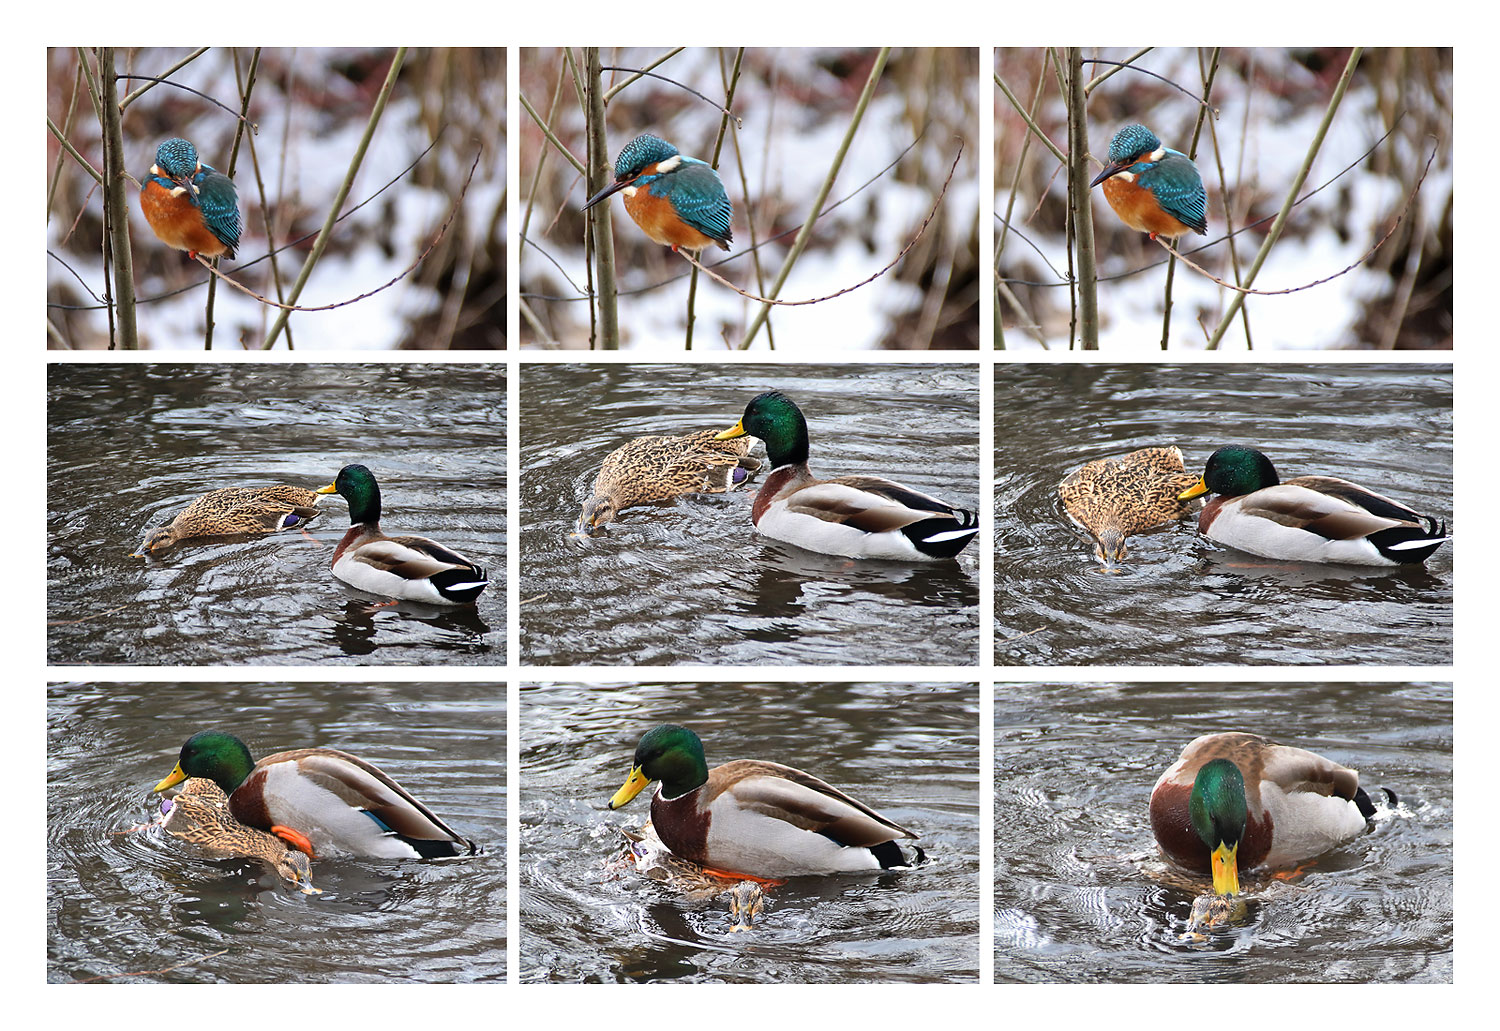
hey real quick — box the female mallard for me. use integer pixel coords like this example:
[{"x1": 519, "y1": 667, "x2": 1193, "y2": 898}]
[
  {"x1": 153, "y1": 730, "x2": 477, "y2": 860},
  {"x1": 577, "y1": 429, "x2": 761, "y2": 534},
  {"x1": 715, "y1": 391, "x2": 977, "y2": 561},
  {"x1": 161, "y1": 776, "x2": 319, "y2": 893},
  {"x1": 1150, "y1": 732, "x2": 1377, "y2": 896},
  {"x1": 133, "y1": 485, "x2": 323, "y2": 556},
  {"x1": 1179, "y1": 445, "x2": 1449, "y2": 566},
  {"x1": 1057, "y1": 446, "x2": 1201, "y2": 563},
  {"x1": 608, "y1": 724, "x2": 922, "y2": 879},
  {"x1": 316, "y1": 464, "x2": 489, "y2": 605}
]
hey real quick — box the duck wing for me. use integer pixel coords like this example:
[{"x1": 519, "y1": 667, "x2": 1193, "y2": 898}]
[
  {"x1": 713, "y1": 759, "x2": 915, "y2": 847},
  {"x1": 350, "y1": 535, "x2": 483, "y2": 580},
  {"x1": 790, "y1": 475, "x2": 968, "y2": 532},
  {"x1": 257, "y1": 747, "x2": 476, "y2": 853}
]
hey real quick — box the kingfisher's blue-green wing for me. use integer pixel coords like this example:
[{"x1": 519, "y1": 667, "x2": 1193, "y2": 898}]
[
  {"x1": 652, "y1": 161, "x2": 734, "y2": 247},
  {"x1": 1138, "y1": 153, "x2": 1207, "y2": 235},
  {"x1": 193, "y1": 168, "x2": 243, "y2": 255}
]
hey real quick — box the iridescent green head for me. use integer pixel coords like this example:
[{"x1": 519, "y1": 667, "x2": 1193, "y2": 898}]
[
  {"x1": 154, "y1": 730, "x2": 256, "y2": 795},
  {"x1": 608, "y1": 724, "x2": 711, "y2": 808},
  {"x1": 717, "y1": 391, "x2": 808, "y2": 468},
  {"x1": 1188, "y1": 758, "x2": 1248, "y2": 895},
  {"x1": 318, "y1": 463, "x2": 383, "y2": 524},
  {"x1": 1181, "y1": 446, "x2": 1280, "y2": 501}
]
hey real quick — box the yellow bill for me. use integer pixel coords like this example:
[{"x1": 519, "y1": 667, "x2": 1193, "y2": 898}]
[
  {"x1": 153, "y1": 762, "x2": 188, "y2": 794},
  {"x1": 714, "y1": 420, "x2": 747, "y2": 442},
  {"x1": 609, "y1": 766, "x2": 651, "y2": 810},
  {"x1": 1178, "y1": 477, "x2": 1210, "y2": 502},
  {"x1": 1210, "y1": 840, "x2": 1240, "y2": 897}
]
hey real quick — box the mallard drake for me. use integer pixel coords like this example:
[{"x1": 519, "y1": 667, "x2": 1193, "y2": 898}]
[
  {"x1": 153, "y1": 730, "x2": 477, "y2": 860},
  {"x1": 160, "y1": 776, "x2": 319, "y2": 893},
  {"x1": 577, "y1": 429, "x2": 761, "y2": 534},
  {"x1": 607, "y1": 724, "x2": 922, "y2": 878},
  {"x1": 1150, "y1": 732, "x2": 1377, "y2": 896},
  {"x1": 1178, "y1": 445, "x2": 1449, "y2": 566},
  {"x1": 133, "y1": 485, "x2": 323, "y2": 556},
  {"x1": 715, "y1": 391, "x2": 977, "y2": 561},
  {"x1": 1057, "y1": 446, "x2": 1201, "y2": 563},
  {"x1": 316, "y1": 464, "x2": 489, "y2": 605}
]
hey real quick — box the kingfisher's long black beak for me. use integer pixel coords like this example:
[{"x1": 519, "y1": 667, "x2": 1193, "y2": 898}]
[
  {"x1": 583, "y1": 177, "x2": 630, "y2": 211},
  {"x1": 1089, "y1": 160, "x2": 1128, "y2": 189}
]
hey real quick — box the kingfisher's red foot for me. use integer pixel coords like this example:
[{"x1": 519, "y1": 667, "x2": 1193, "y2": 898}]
[{"x1": 271, "y1": 825, "x2": 316, "y2": 857}]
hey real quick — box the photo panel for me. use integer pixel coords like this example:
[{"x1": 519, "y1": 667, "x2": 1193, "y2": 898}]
[
  {"x1": 519, "y1": 46, "x2": 980, "y2": 350},
  {"x1": 994, "y1": 680, "x2": 1451, "y2": 982},
  {"x1": 521, "y1": 362, "x2": 980, "y2": 665},
  {"x1": 996, "y1": 362, "x2": 1452, "y2": 665},
  {"x1": 520, "y1": 680, "x2": 980, "y2": 983},
  {"x1": 46, "y1": 680, "x2": 505, "y2": 983},
  {"x1": 46, "y1": 47, "x2": 506, "y2": 350},
  {"x1": 995, "y1": 47, "x2": 1452, "y2": 350},
  {"x1": 47, "y1": 362, "x2": 505, "y2": 665}
]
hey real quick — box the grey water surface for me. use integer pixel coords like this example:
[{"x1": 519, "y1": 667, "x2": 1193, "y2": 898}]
[
  {"x1": 48, "y1": 364, "x2": 505, "y2": 664},
  {"x1": 995, "y1": 681, "x2": 1451, "y2": 982},
  {"x1": 520, "y1": 682, "x2": 980, "y2": 982},
  {"x1": 47, "y1": 681, "x2": 505, "y2": 983},
  {"x1": 996, "y1": 363, "x2": 1452, "y2": 664},
  {"x1": 521, "y1": 364, "x2": 979, "y2": 665}
]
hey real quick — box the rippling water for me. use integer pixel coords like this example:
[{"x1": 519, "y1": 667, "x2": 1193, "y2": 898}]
[
  {"x1": 520, "y1": 682, "x2": 980, "y2": 982},
  {"x1": 995, "y1": 681, "x2": 1452, "y2": 982},
  {"x1": 520, "y1": 364, "x2": 979, "y2": 665},
  {"x1": 47, "y1": 682, "x2": 506, "y2": 983},
  {"x1": 996, "y1": 363, "x2": 1452, "y2": 664},
  {"x1": 48, "y1": 364, "x2": 505, "y2": 664}
]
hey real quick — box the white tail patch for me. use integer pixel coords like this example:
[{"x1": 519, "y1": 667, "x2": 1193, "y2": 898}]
[
  {"x1": 1389, "y1": 536, "x2": 1449, "y2": 550},
  {"x1": 923, "y1": 526, "x2": 978, "y2": 543}
]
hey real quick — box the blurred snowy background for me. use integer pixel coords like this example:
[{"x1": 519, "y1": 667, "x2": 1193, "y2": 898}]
[
  {"x1": 519, "y1": 47, "x2": 979, "y2": 350},
  {"x1": 47, "y1": 47, "x2": 505, "y2": 349},
  {"x1": 995, "y1": 47, "x2": 1452, "y2": 350}
]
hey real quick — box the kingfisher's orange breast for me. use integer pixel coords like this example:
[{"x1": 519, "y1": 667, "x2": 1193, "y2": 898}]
[
  {"x1": 623, "y1": 187, "x2": 720, "y2": 251},
  {"x1": 140, "y1": 181, "x2": 231, "y2": 258},
  {"x1": 1101, "y1": 176, "x2": 1198, "y2": 239}
]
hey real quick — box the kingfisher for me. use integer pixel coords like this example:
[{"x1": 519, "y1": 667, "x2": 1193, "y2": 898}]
[
  {"x1": 139, "y1": 137, "x2": 242, "y2": 261},
  {"x1": 582, "y1": 133, "x2": 733, "y2": 254},
  {"x1": 1089, "y1": 124, "x2": 1207, "y2": 242}
]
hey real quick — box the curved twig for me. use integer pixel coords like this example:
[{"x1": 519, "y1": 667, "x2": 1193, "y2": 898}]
[
  {"x1": 679, "y1": 142, "x2": 962, "y2": 309},
  {"x1": 1157, "y1": 141, "x2": 1436, "y2": 297}
]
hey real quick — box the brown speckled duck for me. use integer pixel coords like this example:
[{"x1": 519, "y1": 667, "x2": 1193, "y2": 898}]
[
  {"x1": 161, "y1": 776, "x2": 320, "y2": 893},
  {"x1": 577, "y1": 429, "x2": 761, "y2": 534},
  {"x1": 1058, "y1": 446, "x2": 1201, "y2": 563},
  {"x1": 134, "y1": 485, "x2": 323, "y2": 556}
]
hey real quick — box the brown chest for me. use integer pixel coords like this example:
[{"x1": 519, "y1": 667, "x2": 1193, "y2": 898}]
[
  {"x1": 752, "y1": 468, "x2": 799, "y2": 525},
  {"x1": 650, "y1": 791, "x2": 712, "y2": 865}
]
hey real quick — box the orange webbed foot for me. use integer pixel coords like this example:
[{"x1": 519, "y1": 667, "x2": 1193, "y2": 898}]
[
  {"x1": 1271, "y1": 861, "x2": 1318, "y2": 882},
  {"x1": 270, "y1": 825, "x2": 316, "y2": 857},
  {"x1": 697, "y1": 865, "x2": 785, "y2": 887}
]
